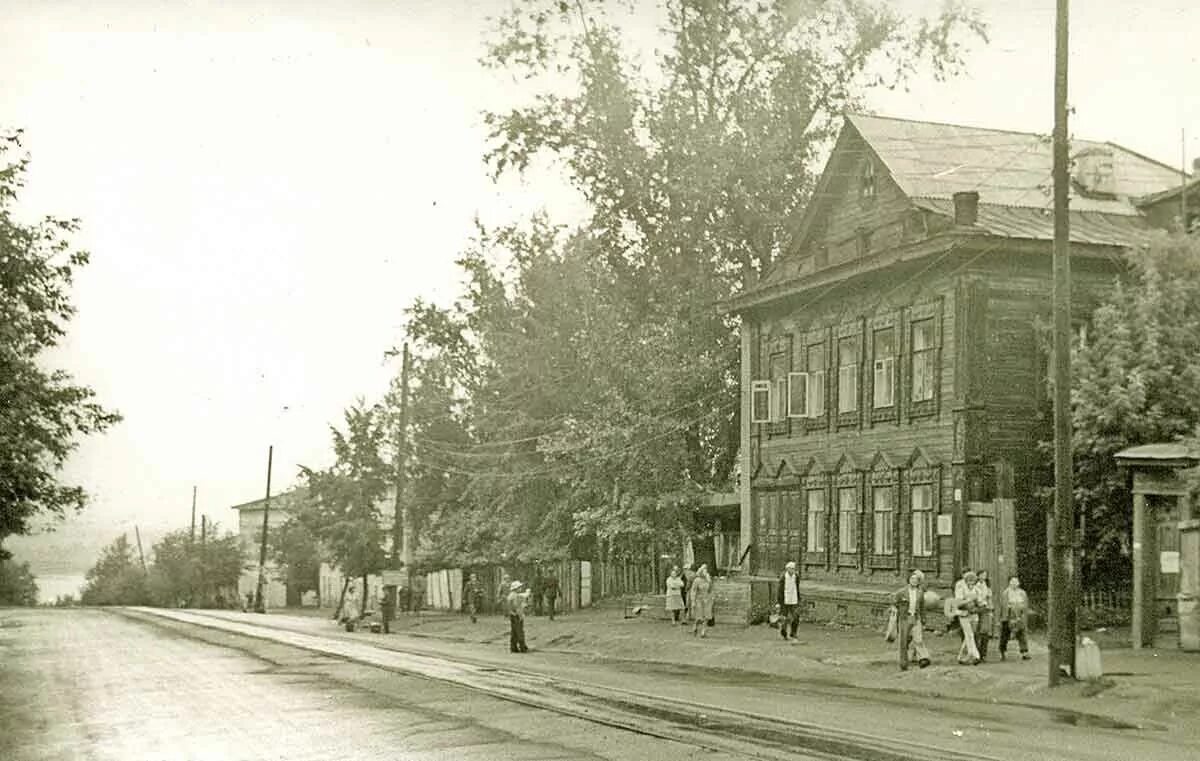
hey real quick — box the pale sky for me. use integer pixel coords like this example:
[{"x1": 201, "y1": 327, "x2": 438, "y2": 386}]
[{"x1": 4, "y1": 0, "x2": 1197, "y2": 572}]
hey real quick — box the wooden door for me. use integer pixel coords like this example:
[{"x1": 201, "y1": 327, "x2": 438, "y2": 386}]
[
  {"x1": 967, "y1": 502, "x2": 999, "y2": 588},
  {"x1": 1155, "y1": 495, "x2": 1181, "y2": 620}
]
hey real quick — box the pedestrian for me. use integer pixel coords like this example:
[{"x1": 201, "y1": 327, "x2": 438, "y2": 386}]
[
  {"x1": 894, "y1": 569, "x2": 932, "y2": 670},
  {"x1": 465, "y1": 572, "x2": 484, "y2": 624},
  {"x1": 341, "y1": 586, "x2": 360, "y2": 632},
  {"x1": 953, "y1": 570, "x2": 982, "y2": 665},
  {"x1": 542, "y1": 570, "x2": 559, "y2": 621},
  {"x1": 379, "y1": 585, "x2": 396, "y2": 634},
  {"x1": 999, "y1": 575, "x2": 1031, "y2": 661},
  {"x1": 531, "y1": 570, "x2": 545, "y2": 617},
  {"x1": 506, "y1": 580, "x2": 530, "y2": 653},
  {"x1": 665, "y1": 566, "x2": 685, "y2": 624},
  {"x1": 975, "y1": 570, "x2": 994, "y2": 662},
  {"x1": 688, "y1": 564, "x2": 714, "y2": 638},
  {"x1": 681, "y1": 564, "x2": 696, "y2": 618},
  {"x1": 776, "y1": 561, "x2": 801, "y2": 642}
]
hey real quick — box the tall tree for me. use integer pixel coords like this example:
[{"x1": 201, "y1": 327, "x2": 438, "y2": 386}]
[
  {"x1": 1067, "y1": 232, "x2": 1200, "y2": 586},
  {"x1": 0, "y1": 131, "x2": 121, "y2": 556},
  {"x1": 300, "y1": 402, "x2": 392, "y2": 608},
  {"x1": 404, "y1": 1, "x2": 984, "y2": 563}
]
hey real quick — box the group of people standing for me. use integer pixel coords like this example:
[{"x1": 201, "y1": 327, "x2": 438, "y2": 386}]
[
  {"x1": 664, "y1": 563, "x2": 716, "y2": 636},
  {"x1": 461, "y1": 568, "x2": 561, "y2": 654},
  {"x1": 891, "y1": 567, "x2": 1031, "y2": 670},
  {"x1": 946, "y1": 569, "x2": 1031, "y2": 665}
]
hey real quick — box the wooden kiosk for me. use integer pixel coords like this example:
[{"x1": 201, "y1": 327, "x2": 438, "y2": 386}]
[{"x1": 1114, "y1": 444, "x2": 1198, "y2": 649}]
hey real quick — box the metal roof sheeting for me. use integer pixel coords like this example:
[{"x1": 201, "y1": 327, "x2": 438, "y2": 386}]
[
  {"x1": 912, "y1": 198, "x2": 1158, "y2": 247},
  {"x1": 848, "y1": 113, "x2": 1182, "y2": 214}
]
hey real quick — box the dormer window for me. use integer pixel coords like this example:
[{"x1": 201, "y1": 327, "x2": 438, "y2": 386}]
[{"x1": 859, "y1": 160, "x2": 877, "y2": 201}]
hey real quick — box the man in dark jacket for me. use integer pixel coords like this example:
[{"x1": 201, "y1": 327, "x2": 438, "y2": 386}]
[
  {"x1": 541, "y1": 571, "x2": 559, "y2": 621},
  {"x1": 777, "y1": 561, "x2": 801, "y2": 642}
]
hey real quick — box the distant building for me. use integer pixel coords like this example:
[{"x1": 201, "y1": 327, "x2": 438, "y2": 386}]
[{"x1": 230, "y1": 488, "x2": 309, "y2": 608}]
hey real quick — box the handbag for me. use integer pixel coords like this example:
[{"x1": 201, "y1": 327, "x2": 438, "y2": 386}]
[{"x1": 884, "y1": 606, "x2": 898, "y2": 642}]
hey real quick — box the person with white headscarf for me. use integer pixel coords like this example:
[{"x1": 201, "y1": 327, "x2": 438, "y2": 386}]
[{"x1": 776, "y1": 561, "x2": 802, "y2": 642}]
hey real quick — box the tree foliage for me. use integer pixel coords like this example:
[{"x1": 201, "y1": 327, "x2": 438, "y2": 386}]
[
  {"x1": 81, "y1": 528, "x2": 244, "y2": 607},
  {"x1": 270, "y1": 517, "x2": 321, "y2": 598},
  {"x1": 0, "y1": 131, "x2": 122, "y2": 553},
  {"x1": 298, "y1": 402, "x2": 392, "y2": 580},
  {"x1": 1067, "y1": 232, "x2": 1200, "y2": 585},
  {"x1": 80, "y1": 534, "x2": 147, "y2": 606},
  {"x1": 0, "y1": 558, "x2": 38, "y2": 606},
  {"x1": 147, "y1": 527, "x2": 244, "y2": 607},
  {"x1": 398, "y1": 0, "x2": 983, "y2": 564}
]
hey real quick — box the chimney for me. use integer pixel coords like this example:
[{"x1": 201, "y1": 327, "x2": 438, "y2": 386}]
[{"x1": 953, "y1": 191, "x2": 979, "y2": 226}]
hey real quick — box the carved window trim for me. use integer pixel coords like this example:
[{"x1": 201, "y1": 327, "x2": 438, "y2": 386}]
[
  {"x1": 907, "y1": 299, "x2": 944, "y2": 421},
  {"x1": 800, "y1": 471, "x2": 829, "y2": 567},
  {"x1": 868, "y1": 313, "x2": 899, "y2": 425},
  {"x1": 906, "y1": 465, "x2": 941, "y2": 573},
  {"x1": 803, "y1": 327, "x2": 831, "y2": 432},
  {"x1": 834, "y1": 470, "x2": 863, "y2": 568},
  {"x1": 868, "y1": 465, "x2": 900, "y2": 569},
  {"x1": 765, "y1": 334, "x2": 791, "y2": 438},
  {"x1": 834, "y1": 320, "x2": 863, "y2": 430}
]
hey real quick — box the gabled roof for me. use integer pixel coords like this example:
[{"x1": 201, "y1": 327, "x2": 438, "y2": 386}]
[
  {"x1": 1136, "y1": 175, "x2": 1200, "y2": 208},
  {"x1": 231, "y1": 486, "x2": 309, "y2": 512},
  {"x1": 739, "y1": 114, "x2": 1183, "y2": 309},
  {"x1": 848, "y1": 113, "x2": 1182, "y2": 214}
]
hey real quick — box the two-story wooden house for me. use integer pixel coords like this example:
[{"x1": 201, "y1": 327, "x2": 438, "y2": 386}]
[{"x1": 727, "y1": 114, "x2": 1184, "y2": 614}]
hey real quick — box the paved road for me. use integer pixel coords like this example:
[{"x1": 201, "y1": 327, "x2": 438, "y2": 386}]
[
  {"x1": 149, "y1": 608, "x2": 1200, "y2": 761},
  {"x1": 0, "y1": 608, "x2": 739, "y2": 761}
]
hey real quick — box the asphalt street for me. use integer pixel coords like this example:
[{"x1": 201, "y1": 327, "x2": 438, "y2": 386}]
[{"x1": 0, "y1": 608, "x2": 739, "y2": 761}]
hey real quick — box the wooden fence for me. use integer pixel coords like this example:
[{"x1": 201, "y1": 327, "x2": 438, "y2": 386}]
[{"x1": 414, "y1": 556, "x2": 658, "y2": 614}]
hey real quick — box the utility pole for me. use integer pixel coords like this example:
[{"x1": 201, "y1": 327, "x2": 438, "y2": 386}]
[
  {"x1": 200, "y1": 514, "x2": 208, "y2": 606},
  {"x1": 1182, "y1": 129, "x2": 1189, "y2": 232},
  {"x1": 134, "y1": 525, "x2": 147, "y2": 573},
  {"x1": 1048, "y1": 0, "x2": 1077, "y2": 687},
  {"x1": 391, "y1": 343, "x2": 412, "y2": 568},
  {"x1": 254, "y1": 445, "x2": 274, "y2": 614},
  {"x1": 190, "y1": 485, "x2": 197, "y2": 545}
]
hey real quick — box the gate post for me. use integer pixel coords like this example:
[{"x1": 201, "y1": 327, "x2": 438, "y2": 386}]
[{"x1": 1115, "y1": 444, "x2": 1199, "y2": 650}]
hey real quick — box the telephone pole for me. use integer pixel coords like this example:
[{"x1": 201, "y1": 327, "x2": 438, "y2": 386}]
[
  {"x1": 391, "y1": 342, "x2": 412, "y2": 568},
  {"x1": 200, "y1": 514, "x2": 208, "y2": 605},
  {"x1": 254, "y1": 445, "x2": 274, "y2": 614},
  {"x1": 134, "y1": 525, "x2": 147, "y2": 573},
  {"x1": 190, "y1": 485, "x2": 197, "y2": 545},
  {"x1": 1048, "y1": 0, "x2": 1077, "y2": 686}
]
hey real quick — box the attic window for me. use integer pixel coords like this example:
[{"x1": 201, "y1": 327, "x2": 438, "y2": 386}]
[{"x1": 859, "y1": 161, "x2": 877, "y2": 201}]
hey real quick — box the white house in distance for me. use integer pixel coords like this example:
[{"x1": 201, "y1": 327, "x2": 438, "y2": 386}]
[
  {"x1": 230, "y1": 488, "x2": 308, "y2": 609},
  {"x1": 232, "y1": 484, "x2": 402, "y2": 610}
]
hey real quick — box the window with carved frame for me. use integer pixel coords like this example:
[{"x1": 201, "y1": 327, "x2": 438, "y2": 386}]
[
  {"x1": 834, "y1": 321, "x2": 862, "y2": 429},
  {"x1": 907, "y1": 465, "x2": 941, "y2": 573},
  {"x1": 907, "y1": 299, "x2": 943, "y2": 420},
  {"x1": 801, "y1": 472, "x2": 829, "y2": 567},
  {"x1": 834, "y1": 470, "x2": 862, "y2": 567},
  {"x1": 868, "y1": 464, "x2": 899, "y2": 569},
  {"x1": 868, "y1": 314, "x2": 899, "y2": 424},
  {"x1": 804, "y1": 328, "x2": 830, "y2": 431}
]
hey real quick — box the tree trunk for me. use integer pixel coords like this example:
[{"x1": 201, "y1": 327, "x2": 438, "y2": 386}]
[{"x1": 333, "y1": 576, "x2": 350, "y2": 620}]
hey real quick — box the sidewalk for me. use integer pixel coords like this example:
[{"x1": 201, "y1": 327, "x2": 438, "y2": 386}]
[{"x1": 282, "y1": 603, "x2": 1200, "y2": 735}]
